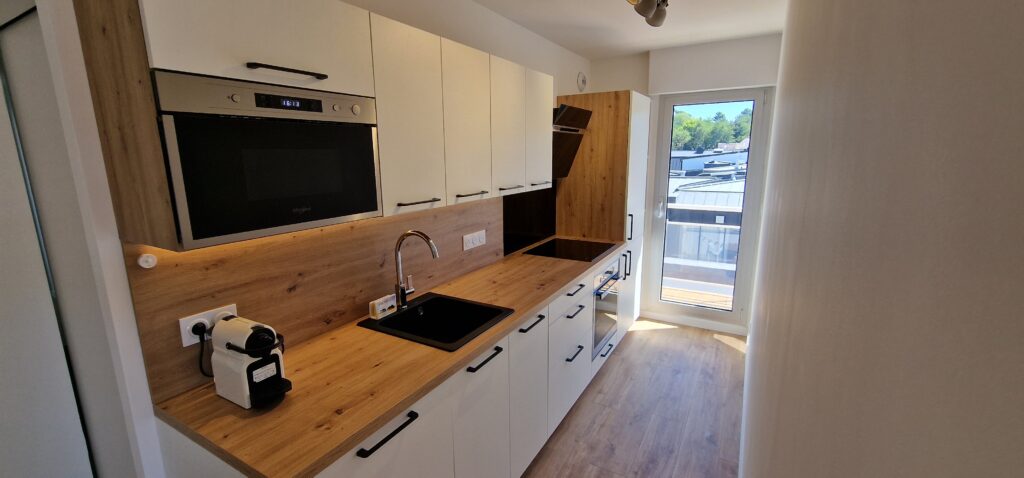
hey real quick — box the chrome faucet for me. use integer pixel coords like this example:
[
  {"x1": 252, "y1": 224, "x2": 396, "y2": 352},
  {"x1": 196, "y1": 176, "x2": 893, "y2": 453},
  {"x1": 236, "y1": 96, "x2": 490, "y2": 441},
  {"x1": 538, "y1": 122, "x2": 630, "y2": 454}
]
[{"x1": 394, "y1": 230, "x2": 439, "y2": 309}]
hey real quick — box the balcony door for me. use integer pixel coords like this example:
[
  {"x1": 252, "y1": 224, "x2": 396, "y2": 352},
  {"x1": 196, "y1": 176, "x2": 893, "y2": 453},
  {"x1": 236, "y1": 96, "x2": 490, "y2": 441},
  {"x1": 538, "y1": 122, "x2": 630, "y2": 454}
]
[{"x1": 643, "y1": 88, "x2": 773, "y2": 333}]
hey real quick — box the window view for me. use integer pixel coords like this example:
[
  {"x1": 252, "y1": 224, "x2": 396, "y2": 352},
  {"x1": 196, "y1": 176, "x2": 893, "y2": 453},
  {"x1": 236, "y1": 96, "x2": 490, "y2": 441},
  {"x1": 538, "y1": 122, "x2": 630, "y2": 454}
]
[{"x1": 660, "y1": 100, "x2": 755, "y2": 311}]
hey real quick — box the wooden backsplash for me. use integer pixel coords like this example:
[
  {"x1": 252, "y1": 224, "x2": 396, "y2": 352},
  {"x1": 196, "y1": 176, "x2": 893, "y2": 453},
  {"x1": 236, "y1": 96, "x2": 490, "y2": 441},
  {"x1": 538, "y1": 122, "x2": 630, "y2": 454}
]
[{"x1": 125, "y1": 199, "x2": 503, "y2": 403}]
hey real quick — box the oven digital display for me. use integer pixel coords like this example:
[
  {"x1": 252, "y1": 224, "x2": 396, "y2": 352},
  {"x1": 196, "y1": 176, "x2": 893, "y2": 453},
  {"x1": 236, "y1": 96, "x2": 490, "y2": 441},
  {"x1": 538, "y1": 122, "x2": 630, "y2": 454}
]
[{"x1": 254, "y1": 93, "x2": 323, "y2": 112}]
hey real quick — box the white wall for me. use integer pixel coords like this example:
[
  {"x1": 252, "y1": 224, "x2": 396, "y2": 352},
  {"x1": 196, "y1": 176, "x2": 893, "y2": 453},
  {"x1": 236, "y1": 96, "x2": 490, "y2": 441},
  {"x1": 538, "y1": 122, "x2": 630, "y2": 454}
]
[
  {"x1": 343, "y1": 0, "x2": 590, "y2": 96},
  {"x1": 649, "y1": 33, "x2": 781, "y2": 95},
  {"x1": 589, "y1": 52, "x2": 649, "y2": 94},
  {"x1": 741, "y1": 1, "x2": 1024, "y2": 477}
]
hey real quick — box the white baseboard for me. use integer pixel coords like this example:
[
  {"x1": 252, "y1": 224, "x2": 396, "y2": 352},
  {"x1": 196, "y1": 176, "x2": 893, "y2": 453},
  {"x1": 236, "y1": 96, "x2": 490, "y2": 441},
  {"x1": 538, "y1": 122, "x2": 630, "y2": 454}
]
[{"x1": 639, "y1": 310, "x2": 749, "y2": 336}]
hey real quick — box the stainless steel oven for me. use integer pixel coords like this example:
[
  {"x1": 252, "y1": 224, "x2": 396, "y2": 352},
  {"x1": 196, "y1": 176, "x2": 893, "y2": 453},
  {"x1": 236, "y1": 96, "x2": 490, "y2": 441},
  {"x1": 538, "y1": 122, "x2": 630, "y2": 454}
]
[
  {"x1": 593, "y1": 256, "x2": 623, "y2": 359},
  {"x1": 154, "y1": 70, "x2": 382, "y2": 249}
]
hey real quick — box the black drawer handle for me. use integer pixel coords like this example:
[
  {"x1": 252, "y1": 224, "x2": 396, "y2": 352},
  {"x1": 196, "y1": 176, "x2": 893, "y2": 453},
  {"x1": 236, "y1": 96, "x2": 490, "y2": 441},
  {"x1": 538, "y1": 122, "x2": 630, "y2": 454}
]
[
  {"x1": 498, "y1": 185, "x2": 524, "y2": 191},
  {"x1": 396, "y1": 197, "x2": 441, "y2": 207},
  {"x1": 600, "y1": 343, "x2": 614, "y2": 358},
  {"x1": 566, "y1": 284, "x2": 585, "y2": 296},
  {"x1": 530, "y1": 181, "x2": 552, "y2": 186},
  {"x1": 466, "y1": 346, "x2": 503, "y2": 373},
  {"x1": 245, "y1": 62, "x2": 328, "y2": 80},
  {"x1": 566, "y1": 345, "x2": 584, "y2": 362},
  {"x1": 566, "y1": 304, "x2": 585, "y2": 319},
  {"x1": 455, "y1": 190, "x2": 488, "y2": 198},
  {"x1": 356, "y1": 411, "x2": 418, "y2": 458},
  {"x1": 519, "y1": 314, "x2": 545, "y2": 333}
]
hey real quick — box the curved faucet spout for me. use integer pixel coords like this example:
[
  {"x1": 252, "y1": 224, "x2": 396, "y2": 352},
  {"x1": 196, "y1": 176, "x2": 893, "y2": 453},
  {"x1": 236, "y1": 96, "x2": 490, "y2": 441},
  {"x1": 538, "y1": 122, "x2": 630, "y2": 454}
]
[{"x1": 394, "y1": 230, "x2": 439, "y2": 308}]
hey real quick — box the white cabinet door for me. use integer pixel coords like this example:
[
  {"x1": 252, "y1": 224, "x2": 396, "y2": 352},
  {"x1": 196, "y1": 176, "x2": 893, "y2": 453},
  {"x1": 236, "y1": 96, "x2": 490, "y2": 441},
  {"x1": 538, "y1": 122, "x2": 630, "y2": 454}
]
[
  {"x1": 509, "y1": 308, "x2": 549, "y2": 478},
  {"x1": 452, "y1": 336, "x2": 511, "y2": 478},
  {"x1": 548, "y1": 300, "x2": 593, "y2": 434},
  {"x1": 442, "y1": 39, "x2": 492, "y2": 205},
  {"x1": 140, "y1": 0, "x2": 374, "y2": 96},
  {"x1": 371, "y1": 14, "x2": 448, "y2": 215},
  {"x1": 489, "y1": 55, "x2": 527, "y2": 197},
  {"x1": 618, "y1": 92, "x2": 651, "y2": 331},
  {"x1": 525, "y1": 69, "x2": 554, "y2": 192},
  {"x1": 321, "y1": 379, "x2": 455, "y2": 478}
]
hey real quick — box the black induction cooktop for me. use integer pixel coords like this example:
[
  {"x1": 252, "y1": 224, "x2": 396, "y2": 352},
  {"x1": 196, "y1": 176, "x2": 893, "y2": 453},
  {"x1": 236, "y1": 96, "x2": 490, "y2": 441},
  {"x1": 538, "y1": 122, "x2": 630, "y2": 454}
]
[{"x1": 523, "y1": 238, "x2": 614, "y2": 262}]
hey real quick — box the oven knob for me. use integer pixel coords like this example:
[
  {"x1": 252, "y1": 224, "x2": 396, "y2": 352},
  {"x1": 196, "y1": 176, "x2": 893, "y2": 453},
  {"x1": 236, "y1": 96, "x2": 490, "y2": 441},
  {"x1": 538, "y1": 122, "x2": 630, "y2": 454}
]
[
  {"x1": 350, "y1": 104, "x2": 361, "y2": 116},
  {"x1": 229, "y1": 93, "x2": 241, "y2": 103},
  {"x1": 331, "y1": 104, "x2": 341, "y2": 112}
]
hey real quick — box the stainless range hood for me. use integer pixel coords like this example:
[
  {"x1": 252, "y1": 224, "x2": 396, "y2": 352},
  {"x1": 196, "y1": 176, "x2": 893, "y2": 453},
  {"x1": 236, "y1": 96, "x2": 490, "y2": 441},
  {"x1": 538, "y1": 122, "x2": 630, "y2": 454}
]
[{"x1": 552, "y1": 104, "x2": 591, "y2": 178}]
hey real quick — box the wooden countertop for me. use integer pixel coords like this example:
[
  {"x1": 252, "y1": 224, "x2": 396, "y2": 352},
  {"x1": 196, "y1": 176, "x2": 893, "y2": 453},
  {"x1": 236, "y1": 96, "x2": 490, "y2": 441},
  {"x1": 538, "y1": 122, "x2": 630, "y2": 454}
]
[{"x1": 155, "y1": 239, "x2": 625, "y2": 477}]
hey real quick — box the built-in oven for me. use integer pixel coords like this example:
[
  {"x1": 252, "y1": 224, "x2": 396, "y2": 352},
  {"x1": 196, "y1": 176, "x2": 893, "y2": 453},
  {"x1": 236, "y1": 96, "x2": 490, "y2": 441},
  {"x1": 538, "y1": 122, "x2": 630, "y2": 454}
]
[
  {"x1": 154, "y1": 70, "x2": 382, "y2": 249},
  {"x1": 593, "y1": 256, "x2": 623, "y2": 359}
]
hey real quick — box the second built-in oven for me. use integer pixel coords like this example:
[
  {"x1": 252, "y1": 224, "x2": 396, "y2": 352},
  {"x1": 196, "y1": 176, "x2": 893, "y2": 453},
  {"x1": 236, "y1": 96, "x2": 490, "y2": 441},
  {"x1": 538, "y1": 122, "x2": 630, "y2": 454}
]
[{"x1": 154, "y1": 70, "x2": 382, "y2": 249}]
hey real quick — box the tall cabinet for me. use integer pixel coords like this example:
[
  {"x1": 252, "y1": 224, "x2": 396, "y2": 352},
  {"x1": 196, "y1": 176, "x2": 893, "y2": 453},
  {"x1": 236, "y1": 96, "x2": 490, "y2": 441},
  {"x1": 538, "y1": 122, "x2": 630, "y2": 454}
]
[{"x1": 555, "y1": 91, "x2": 651, "y2": 329}]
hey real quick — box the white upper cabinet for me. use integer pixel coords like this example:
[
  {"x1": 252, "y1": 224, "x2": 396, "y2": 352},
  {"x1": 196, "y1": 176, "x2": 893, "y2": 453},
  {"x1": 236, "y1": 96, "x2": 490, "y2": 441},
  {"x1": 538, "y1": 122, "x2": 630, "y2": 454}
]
[
  {"x1": 441, "y1": 39, "x2": 492, "y2": 205},
  {"x1": 371, "y1": 14, "x2": 448, "y2": 215},
  {"x1": 139, "y1": 0, "x2": 375, "y2": 96},
  {"x1": 489, "y1": 55, "x2": 527, "y2": 197},
  {"x1": 525, "y1": 69, "x2": 554, "y2": 192}
]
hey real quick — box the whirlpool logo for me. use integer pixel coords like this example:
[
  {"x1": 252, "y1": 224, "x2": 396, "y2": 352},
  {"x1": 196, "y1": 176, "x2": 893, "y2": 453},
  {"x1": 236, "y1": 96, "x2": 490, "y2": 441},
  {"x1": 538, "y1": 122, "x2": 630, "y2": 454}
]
[{"x1": 292, "y1": 206, "x2": 313, "y2": 215}]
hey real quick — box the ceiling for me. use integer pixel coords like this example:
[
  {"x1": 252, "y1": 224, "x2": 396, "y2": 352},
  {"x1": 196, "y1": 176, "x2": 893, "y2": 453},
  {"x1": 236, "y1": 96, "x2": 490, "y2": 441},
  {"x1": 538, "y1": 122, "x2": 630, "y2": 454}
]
[{"x1": 473, "y1": 0, "x2": 787, "y2": 59}]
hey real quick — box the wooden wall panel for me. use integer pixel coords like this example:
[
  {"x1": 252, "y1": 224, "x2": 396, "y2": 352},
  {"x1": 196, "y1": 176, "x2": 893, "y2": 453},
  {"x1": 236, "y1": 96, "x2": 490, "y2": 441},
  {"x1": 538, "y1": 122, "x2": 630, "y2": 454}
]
[
  {"x1": 73, "y1": 0, "x2": 179, "y2": 249},
  {"x1": 555, "y1": 91, "x2": 631, "y2": 242},
  {"x1": 125, "y1": 199, "x2": 503, "y2": 403}
]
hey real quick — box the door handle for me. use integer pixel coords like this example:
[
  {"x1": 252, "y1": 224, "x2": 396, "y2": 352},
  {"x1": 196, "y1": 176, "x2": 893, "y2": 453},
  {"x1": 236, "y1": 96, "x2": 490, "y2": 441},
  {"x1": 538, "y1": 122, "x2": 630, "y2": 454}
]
[
  {"x1": 627, "y1": 213, "x2": 634, "y2": 240},
  {"x1": 626, "y1": 250, "x2": 633, "y2": 277},
  {"x1": 565, "y1": 345, "x2": 584, "y2": 362},
  {"x1": 396, "y1": 197, "x2": 441, "y2": 207},
  {"x1": 245, "y1": 62, "x2": 328, "y2": 80},
  {"x1": 466, "y1": 346, "x2": 503, "y2": 373},
  {"x1": 356, "y1": 411, "x2": 419, "y2": 458},
  {"x1": 518, "y1": 314, "x2": 545, "y2": 333},
  {"x1": 600, "y1": 343, "x2": 614, "y2": 358},
  {"x1": 498, "y1": 185, "x2": 524, "y2": 191},
  {"x1": 530, "y1": 181, "x2": 552, "y2": 186},
  {"x1": 566, "y1": 304, "x2": 585, "y2": 319},
  {"x1": 455, "y1": 190, "x2": 488, "y2": 198},
  {"x1": 621, "y1": 253, "x2": 628, "y2": 279}
]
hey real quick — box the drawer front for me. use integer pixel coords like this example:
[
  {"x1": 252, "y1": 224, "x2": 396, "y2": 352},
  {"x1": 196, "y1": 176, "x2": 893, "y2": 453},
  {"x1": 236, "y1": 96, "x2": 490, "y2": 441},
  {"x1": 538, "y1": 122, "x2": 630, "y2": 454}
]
[
  {"x1": 549, "y1": 279, "x2": 591, "y2": 322},
  {"x1": 548, "y1": 309, "x2": 592, "y2": 433},
  {"x1": 591, "y1": 328, "x2": 619, "y2": 380}
]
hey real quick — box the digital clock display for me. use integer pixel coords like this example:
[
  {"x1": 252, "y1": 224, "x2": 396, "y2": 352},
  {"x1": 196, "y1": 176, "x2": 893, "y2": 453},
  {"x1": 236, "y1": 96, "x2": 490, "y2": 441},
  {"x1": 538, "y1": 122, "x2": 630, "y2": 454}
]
[{"x1": 254, "y1": 93, "x2": 323, "y2": 112}]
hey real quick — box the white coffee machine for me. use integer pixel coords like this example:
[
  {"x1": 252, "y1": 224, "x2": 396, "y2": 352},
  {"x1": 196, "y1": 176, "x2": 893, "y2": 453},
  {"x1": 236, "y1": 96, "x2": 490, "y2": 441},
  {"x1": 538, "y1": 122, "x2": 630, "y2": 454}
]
[{"x1": 210, "y1": 315, "x2": 292, "y2": 409}]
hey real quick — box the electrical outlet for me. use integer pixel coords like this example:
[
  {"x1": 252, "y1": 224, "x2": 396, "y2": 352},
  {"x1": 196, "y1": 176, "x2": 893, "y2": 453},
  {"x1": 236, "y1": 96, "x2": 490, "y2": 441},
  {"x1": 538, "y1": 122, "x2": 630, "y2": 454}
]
[
  {"x1": 462, "y1": 230, "x2": 486, "y2": 250},
  {"x1": 178, "y1": 304, "x2": 237, "y2": 347}
]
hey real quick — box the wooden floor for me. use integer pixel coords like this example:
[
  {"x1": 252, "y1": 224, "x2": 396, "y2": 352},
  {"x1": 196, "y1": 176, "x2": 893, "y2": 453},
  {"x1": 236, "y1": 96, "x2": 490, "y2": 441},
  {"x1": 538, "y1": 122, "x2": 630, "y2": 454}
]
[{"x1": 524, "y1": 321, "x2": 746, "y2": 478}]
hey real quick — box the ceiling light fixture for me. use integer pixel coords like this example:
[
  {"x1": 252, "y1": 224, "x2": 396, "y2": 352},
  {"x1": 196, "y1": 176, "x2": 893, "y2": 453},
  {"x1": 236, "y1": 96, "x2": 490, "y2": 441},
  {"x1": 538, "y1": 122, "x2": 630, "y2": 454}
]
[{"x1": 630, "y1": 0, "x2": 668, "y2": 27}]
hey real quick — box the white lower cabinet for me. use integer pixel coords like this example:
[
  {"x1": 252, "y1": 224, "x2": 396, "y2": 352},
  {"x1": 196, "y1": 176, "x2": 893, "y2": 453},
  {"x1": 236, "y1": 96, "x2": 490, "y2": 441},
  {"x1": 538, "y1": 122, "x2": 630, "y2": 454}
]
[
  {"x1": 509, "y1": 308, "x2": 549, "y2": 477},
  {"x1": 548, "y1": 300, "x2": 593, "y2": 434},
  {"x1": 322, "y1": 378, "x2": 455, "y2": 478},
  {"x1": 452, "y1": 336, "x2": 511, "y2": 478}
]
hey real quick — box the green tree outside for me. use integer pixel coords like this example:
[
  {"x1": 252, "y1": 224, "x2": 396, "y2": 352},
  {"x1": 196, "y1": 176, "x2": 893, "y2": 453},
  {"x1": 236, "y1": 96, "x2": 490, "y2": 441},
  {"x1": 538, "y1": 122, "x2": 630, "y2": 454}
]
[{"x1": 671, "y1": 108, "x2": 753, "y2": 152}]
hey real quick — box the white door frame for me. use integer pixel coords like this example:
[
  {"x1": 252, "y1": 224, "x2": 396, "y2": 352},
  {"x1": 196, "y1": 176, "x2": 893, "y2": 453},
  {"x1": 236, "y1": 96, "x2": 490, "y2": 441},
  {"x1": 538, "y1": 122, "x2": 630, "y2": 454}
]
[{"x1": 641, "y1": 87, "x2": 774, "y2": 335}]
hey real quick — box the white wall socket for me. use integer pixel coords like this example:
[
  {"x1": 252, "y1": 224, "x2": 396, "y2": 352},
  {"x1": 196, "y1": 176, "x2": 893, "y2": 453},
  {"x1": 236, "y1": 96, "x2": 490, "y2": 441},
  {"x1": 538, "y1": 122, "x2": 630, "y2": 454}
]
[
  {"x1": 463, "y1": 230, "x2": 486, "y2": 251},
  {"x1": 178, "y1": 304, "x2": 237, "y2": 347}
]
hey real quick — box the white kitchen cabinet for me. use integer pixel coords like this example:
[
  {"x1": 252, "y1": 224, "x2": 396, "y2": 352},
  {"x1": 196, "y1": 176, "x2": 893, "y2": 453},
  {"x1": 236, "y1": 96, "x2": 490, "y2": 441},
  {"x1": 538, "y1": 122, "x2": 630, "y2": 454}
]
[
  {"x1": 617, "y1": 92, "x2": 652, "y2": 332},
  {"x1": 139, "y1": 0, "x2": 375, "y2": 96},
  {"x1": 548, "y1": 299, "x2": 593, "y2": 434},
  {"x1": 441, "y1": 39, "x2": 492, "y2": 205},
  {"x1": 371, "y1": 14, "x2": 448, "y2": 215},
  {"x1": 509, "y1": 307, "x2": 549, "y2": 477},
  {"x1": 452, "y1": 336, "x2": 511, "y2": 478},
  {"x1": 525, "y1": 69, "x2": 554, "y2": 192},
  {"x1": 321, "y1": 379, "x2": 455, "y2": 478},
  {"x1": 489, "y1": 55, "x2": 527, "y2": 197}
]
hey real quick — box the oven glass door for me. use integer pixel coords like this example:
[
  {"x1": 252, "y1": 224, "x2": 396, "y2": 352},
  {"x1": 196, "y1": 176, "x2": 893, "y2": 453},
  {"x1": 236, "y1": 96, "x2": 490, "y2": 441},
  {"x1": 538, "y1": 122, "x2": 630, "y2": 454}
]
[
  {"x1": 165, "y1": 113, "x2": 380, "y2": 247},
  {"x1": 593, "y1": 259, "x2": 621, "y2": 358}
]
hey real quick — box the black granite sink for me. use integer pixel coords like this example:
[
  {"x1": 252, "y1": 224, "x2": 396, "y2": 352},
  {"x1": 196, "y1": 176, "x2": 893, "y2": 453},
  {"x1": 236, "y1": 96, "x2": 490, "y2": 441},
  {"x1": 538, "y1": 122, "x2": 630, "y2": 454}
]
[{"x1": 357, "y1": 293, "x2": 513, "y2": 351}]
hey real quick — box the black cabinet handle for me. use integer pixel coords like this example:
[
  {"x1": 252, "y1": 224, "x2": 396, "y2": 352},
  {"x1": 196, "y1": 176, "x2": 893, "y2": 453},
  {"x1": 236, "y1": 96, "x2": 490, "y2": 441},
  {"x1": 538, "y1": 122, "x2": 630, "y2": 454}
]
[
  {"x1": 566, "y1": 345, "x2": 584, "y2": 362},
  {"x1": 530, "y1": 181, "x2": 552, "y2": 186},
  {"x1": 245, "y1": 62, "x2": 328, "y2": 80},
  {"x1": 621, "y1": 254, "x2": 628, "y2": 279},
  {"x1": 519, "y1": 315, "x2": 545, "y2": 333},
  {"x1": 396, "y1": 197, "x2": 441, "y2": 207},
  {"x1": 566, "y1": 304, "x2": 585, "y2": 319},
  {"x1": 600, "y1": 343, "x2": 614, "y2": 357},
  {"x1": 566, "y1": 284, "x2": 585, "y2": 296},
  {"x1": 626, "y1": 250, "x2": 633, "y2": 277},
  {"x1": 498, "y1": 185, "x2": 525, "y2": 191},
  {"x1": 455, "y1": 190, "x2": 488, "y2": 198},
  {"x1": 466, "y1": 346, "x2": 503, "y2": 373},
  {"x1": 356, "y1": 411, "x2": 418, "y2": 458},
  {"x1": 627, "y1": 213, "x2": 634, "y2": 241}
]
